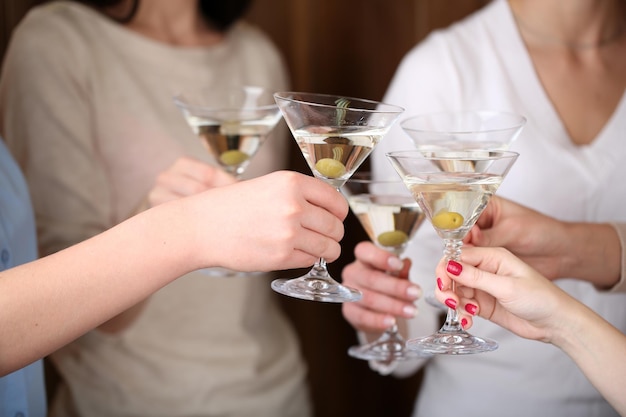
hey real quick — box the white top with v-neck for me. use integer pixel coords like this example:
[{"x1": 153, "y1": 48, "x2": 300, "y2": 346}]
[{"x1": 371, "y1": 1, "x2": 626, "y2": 416}]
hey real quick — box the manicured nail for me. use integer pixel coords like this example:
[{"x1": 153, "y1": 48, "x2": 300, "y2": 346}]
[
  {"x1": 436, "y1": 277, "x2": 444, "y2": 291},
  {"x1": 387, "y1": 256, "x2": 404, "y2": 271},
  {"x1": 445, "y1": 298, "x2": 457, "y2": 309},
  {"x1": 407, "y1": 285, "x2": 421, "y2": 300},
  {"x1": 403, "y1": 304, "x2": 417, "y2": 317},
  {"x1": 383, "y1": 316, "x2": 396, "y2": 327},
  {"x1": 447, "y1": 260, "x2": 462, "y2": 276},
  {"x1": 461, "y1": 318, "x2": 468, "y2": 328},
  {"x1": 465, "y1": 303, "x2": 478, "y2": 315}
]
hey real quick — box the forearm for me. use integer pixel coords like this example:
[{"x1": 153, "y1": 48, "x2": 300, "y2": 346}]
[
  {"x1": 552, "y1": 299, "x2": 626, "y2": 415},
  {"x1": 561, "y1": 222, "x2": 621, "y2": 288},
  {"x1": 0, "y1": 199, "x2": 200, "y2": 375}
]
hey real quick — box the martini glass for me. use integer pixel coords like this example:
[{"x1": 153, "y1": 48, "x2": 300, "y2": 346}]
[
  {"x1": 401, "y1": 110, "x2": 526, "y2": 151},
  {"x1": 173, "y1": 85, "x2": 282, "y2": 178},
  {"x1": 273, "y1": 92, "x2": 404, "y2": 302},
  {"x1": 342, "y1": 173, "x2": 427, "y2": 362},
  {"x1": 401, "y1": 111, "x2": 526, "y2": 309},
  {"x1": 386, "y1": 149, "x2": 518, "y2": 354}
]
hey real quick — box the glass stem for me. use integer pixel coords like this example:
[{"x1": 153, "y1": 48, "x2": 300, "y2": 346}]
[
  {"x1": 441, "y1": 239, "x2": 463, "y2": 332},
  {"x1": 305, "y1": 186, "x2": 339, "y2": 282},
  {"x1": 317, "y1": 257, "x2": 327, "y2": 270},
  {"x1": 308, "y1": 258, "x2": 330, "y2": 280},
  {"x1": 386, "y1": 323, "x2": 400, "y2": 335}
]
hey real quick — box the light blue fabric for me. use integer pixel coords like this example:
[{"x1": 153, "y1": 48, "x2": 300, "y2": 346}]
[{"x1": 0, "y1": 138, "x2": 46, "y2": 417}]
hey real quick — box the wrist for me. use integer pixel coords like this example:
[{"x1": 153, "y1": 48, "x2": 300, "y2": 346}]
[
  {"x1": 561, "y1": 222, "x2": 620, "y2": 287},
  {"x1": 152, "y1": 196, "x2": 208, "y2": 274},
  {"x1": 550, "y1": 294, "x2": 612, "y2": 362},
  {"x1": 547, "y1": 292, "x2": 590, "y2": 349}
]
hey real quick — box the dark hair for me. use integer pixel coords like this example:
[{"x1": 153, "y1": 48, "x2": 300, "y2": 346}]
[{"x1": 74, "y1": 0, "x2": 252, "y2": 31}]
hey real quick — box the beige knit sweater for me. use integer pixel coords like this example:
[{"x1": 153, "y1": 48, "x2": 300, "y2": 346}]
[{"x1": 0, "y1": 2, "x2": 311, "y2": 416}]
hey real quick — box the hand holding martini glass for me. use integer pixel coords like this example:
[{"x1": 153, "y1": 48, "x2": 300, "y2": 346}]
[
  {"x1": 342, "y1": 172, "x2": 428, "y2": 364},
  {"x1": 174, "y1": 85, "x2": 282, "y2": 277},
  {"x1": 401, "y1": 110, "x2": 526, "y2": 309},
  {"x1": 386, "y1": 149, "x2": 519, "y2": 354},
  {"x1": 273, "y1": 92, "x2": 404, "y2": 303}
]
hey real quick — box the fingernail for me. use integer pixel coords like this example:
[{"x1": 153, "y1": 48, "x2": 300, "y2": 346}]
[
  {"x1": 445, "y1": 298, "x2": 457, "y2": 309},
  {"x1": 383, "y1": 316, "x2": 396, "y2": 327},
  {"x1": 403, "y1": 304, "x2": 417, "y2": 317},
  {"x1": 436, "y1": 277, "x2": 444, "y2": 291},
  {"x1": 387, "y1": 256, "x2": 404, "y2": 271},
  {"x1": 461, "y1": 318, "x2": 468, "y2": 328},
  {"x1": 447, "y1": 260, "x2": 462, "y2": 276},
  {"x1": 465, "y1": 303, "x2": 478, "y2": 315},
  {"x1": 407, "y1": 285, "x2": 421, "y2": 300}
]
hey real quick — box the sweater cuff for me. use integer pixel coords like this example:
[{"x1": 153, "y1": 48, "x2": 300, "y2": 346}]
[{"x1": 608, "y1": 223, "x2": 626, "y2": 293}]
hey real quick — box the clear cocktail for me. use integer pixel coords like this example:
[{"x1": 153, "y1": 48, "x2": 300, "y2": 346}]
[
  {"x1": 386, "y1": 149, "x2": 518, "y2": 354},
  {"x1": 174, "y1": 85, "x2": 282, "y2": 177},
  {"x1": 273, "y1": 92, "x2": 404, "y2": 303},
  {"x1": 343, "y1": 173, "x2": 427, "y2": 364}
]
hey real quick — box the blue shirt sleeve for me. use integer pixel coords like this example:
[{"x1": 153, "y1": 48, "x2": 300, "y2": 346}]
[{"x1": 0, "y1": 138, "x2": 47, "y2": 417}]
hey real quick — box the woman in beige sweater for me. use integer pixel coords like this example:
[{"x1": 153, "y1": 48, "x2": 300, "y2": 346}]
[{"x1": 0, "y1": 1, "x2": 310, "y2": 415}]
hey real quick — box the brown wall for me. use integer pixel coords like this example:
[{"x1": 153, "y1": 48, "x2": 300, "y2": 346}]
[
  {"x1": 0, "y1": 1, "x2": 488, "y2": 416},
  {"x1": 240, "y1": 3, "x2": 488, "y2": 415}
]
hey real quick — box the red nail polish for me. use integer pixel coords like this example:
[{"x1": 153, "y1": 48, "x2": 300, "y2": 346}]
[
  {"x1": 447, "y1": 260, "x2": 462, "y2": 276},
  {"x1": 465, "y1": 303, "x2": 478, "y2": 315},
  {"x1": 461, "y1": 318, "x2": 468, "y2": 328},
  {"x1": 445, "y1": 298, "x2": 457, "y2": 309},
  {"x1": 437, "y1": 277, "x2": 443, "y2": 291}
]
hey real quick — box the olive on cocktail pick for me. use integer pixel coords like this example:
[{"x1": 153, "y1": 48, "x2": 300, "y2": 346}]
[
  {"x1": 219, "y1": 150, "x2": 249, "y2": 166},
  {"x1": 315, "y1": 158, "x2": 346, "y2": 179},
  {"x1": 377, "y1": 230, "x2": 409, "y2": 248},
  {"x1": 432, "y1": 210, "x2": 464, "y2": 230}
]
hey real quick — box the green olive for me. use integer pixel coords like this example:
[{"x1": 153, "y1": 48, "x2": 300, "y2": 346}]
[
  {"x1": 432, "y1": 211, "x2": 464, "y2": 230},
  {"x1": 219, "y1": 150, "x2": 249, "y2": 166},
  {"x1": 315, "y1": 158, "x2": 346, "y2": 179},
  {"x1": 377, "y1": 230, "x2": 409, "y2": 248}
]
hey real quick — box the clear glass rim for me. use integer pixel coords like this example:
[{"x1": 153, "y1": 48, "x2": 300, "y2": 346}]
[
  {"x1": 400, "y1": 110, "x2": 527, "y2": 135},
  {"x1": 273, "y1": 91, "x2": 405, "y2": 115},
  {"x1": 347, "y1": 172, "x2": 404, "y2": 184},
  {"x1": 173, "y1": 85, "x2": 279, "y2": 113},
  {"x1": 386, "y1": 149, "x2": 520, "y2": 161}
]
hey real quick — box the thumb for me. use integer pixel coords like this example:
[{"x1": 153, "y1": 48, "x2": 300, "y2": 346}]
[
  {"x1": 465, "y1": 224, "x2": 497, "y2": 248},
  {"x1": 449, "y1": 247, "x2": 523, "y2": 299}
]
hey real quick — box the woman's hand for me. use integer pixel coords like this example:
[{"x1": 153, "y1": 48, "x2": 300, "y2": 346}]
[
  {"x1": 148, "y1": 156, "x2": 236, "y2": 207},
  {"x1": 467, "y1": 196, "x2": 621, "y2": 288},
  {"x1": 341, "y1": 241, "x2": 420, "y2": 334},
  {"x1": 191, "y1": 171, "x2": 349, "y2": 272},
  {"x1": 434, "y1": 246, "x2": 570, "y2": 343},
  {"x1": 464, "y1": 196, "x2": 570, "y2": 280}
]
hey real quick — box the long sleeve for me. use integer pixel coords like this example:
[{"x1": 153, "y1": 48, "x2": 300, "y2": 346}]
[
  {"x1": 0, "y1": 9, "x2": 110, "y2": 256},
  {"x1": 0, "y1": 4, "x2": 310, "y2": 416}
]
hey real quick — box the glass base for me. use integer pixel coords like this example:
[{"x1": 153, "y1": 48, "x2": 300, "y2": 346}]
[
  {"x1": 271, "y1": 274, "x2": 362, "y2": 303},
  {"x1": 407, "y1": 328, "x2": 498, "y2": 355},
  {"x1": 348, "y1": 330, "x2": 431, "y2": 361}
]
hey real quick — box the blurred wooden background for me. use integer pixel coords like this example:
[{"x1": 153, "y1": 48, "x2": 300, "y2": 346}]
[{"x1": 1, "y1": 0, "x2": 488, "y2": 416}]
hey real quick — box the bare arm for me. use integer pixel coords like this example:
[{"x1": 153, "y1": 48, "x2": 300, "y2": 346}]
[
  {"x1": 0, "y1": 171, "x2": 348, "y2": 376},
  {"x1": 435, "y1": 247, "x2": 626, "y2": 416},
  {"x1": 97, "y1": 156, "x2": 236, "y2": 333},
  {"x1": 554, "y1": 299, "x2": 626, "y2": 416}
]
